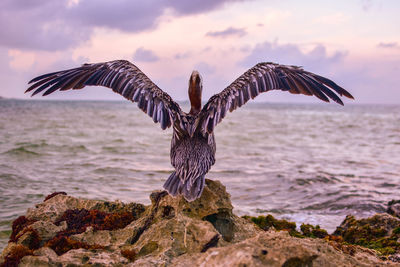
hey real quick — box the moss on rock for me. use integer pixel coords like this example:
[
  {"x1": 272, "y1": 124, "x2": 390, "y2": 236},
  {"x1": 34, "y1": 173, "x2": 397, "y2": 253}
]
[
  {"x1": 300, "y1": 224, "x2": 328, "y2": 238},
  {"x1": 333, "y1": 214, "x2": 400, "y2": 255},
  {"x1": 242, "y1": 214, "x2": 303, "y2": 238}
]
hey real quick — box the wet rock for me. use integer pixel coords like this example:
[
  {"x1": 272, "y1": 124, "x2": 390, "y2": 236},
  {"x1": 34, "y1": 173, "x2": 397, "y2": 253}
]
[
  {"x1": 1, "y1": 179, "x2": 398, "y2": 266},
  {"x1": 388, "y1": 200, "x2": 400, "y2": 218}
]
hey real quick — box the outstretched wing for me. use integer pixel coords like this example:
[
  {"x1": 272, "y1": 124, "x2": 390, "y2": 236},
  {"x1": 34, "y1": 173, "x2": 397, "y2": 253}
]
[
  {"x1": 199, "y1": 62, "x2": 354, "y2": 134},
  {"x1": 26, "y1": 60, "x2": 183, "y2": 130}
]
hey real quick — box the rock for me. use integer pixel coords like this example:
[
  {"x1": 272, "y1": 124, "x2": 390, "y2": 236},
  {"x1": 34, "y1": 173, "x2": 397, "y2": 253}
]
[
  {"x1": 1, "y1": 179, "x2": 398, "y2": 266},
  {"x1": 172, "y1": 230, "x2": 390, "y2": 267},
  {"x1": 21, "y1": 221, "x2": 67, "y2": 246},
  {"x1": 388, "y1": 253, "x2": 400, "y2": 263},
  {"x1": 26, "y1": 194, "x2": 144, "y2": 223},
  {"x1": 333, "y1": 213, "x2": 400, "y2": 255},
  {"x1": 20, "y1": 248, "x2": 130, "y2": 266},
  {"x1": 388, "y1": 200, "x2": 400, "y2": 218},
  {"x1": 334, "y1": 213, "x2": 400, "y2": 236}
]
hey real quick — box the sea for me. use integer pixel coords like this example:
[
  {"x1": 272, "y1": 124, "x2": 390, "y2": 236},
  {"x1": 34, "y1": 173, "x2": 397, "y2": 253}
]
[{"x1": 0, "y1": 99, "x2": 399, "y2": 251}]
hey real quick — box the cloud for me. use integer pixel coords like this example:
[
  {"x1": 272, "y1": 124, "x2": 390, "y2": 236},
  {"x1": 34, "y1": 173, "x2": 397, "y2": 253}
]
[
  {"x1": 361, "y1": 0, "x2": 373, "y2": 11},
  {"x1": 0, "y1": 49, "x2": 22, "y2": 98},
  {"x1": 241, "y1": 41, "x2": 347, "y2": 73},
  {"x1": 360, "y1": 0, "x2": 383, "y2": 12},
  {"x1": 193, "y1": 62, "x2": 216, "y2": 75},
  {"x1": 206, "y1": 27, "x2": 247, "y2": 38},
  {"x1": 377, "y1": 42, "x2": 399, "y2": 49},
  {"x1": 67, "y1": 0, "x2": 165, "y2": 33},
  {"x1": 133, "y1": 47, "x2": 160, "y2": 62},
  {"x1": 0, "y1": 0, "x2": 250, "y2": 51},
  {"x1": 168, "y1": 0, "x2": 244, "y2": 15},
  {"x1": 0, "y1": 0, "x2": 91, "y2": 51},
  {"x1": 174, "y1": 51, "x2": 192, "y2": 60}
]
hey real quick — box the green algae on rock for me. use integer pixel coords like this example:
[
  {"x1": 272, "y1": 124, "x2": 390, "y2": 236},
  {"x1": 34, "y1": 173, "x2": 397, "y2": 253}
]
[
  {"x1": 333, "y1": 214, "x2": 400, "y2": 255},
  {"x1": 242, "y1": 214, "x2": 303, "y2": 238},
  {"x1": 241, "y1": 214, "x2": 328, "y2": 239},
  {"x1": 300, "y1": 224, "x2": 329, "y2": 238}
]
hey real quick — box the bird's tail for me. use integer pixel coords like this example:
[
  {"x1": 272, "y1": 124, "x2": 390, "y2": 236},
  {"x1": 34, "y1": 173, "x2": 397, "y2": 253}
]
[
  {"x1": 163, "y1": 171, "x2": 205, "y2": 202},
  {"x1": 163, "y1": 171, "x2": 181, "y2": 197}
]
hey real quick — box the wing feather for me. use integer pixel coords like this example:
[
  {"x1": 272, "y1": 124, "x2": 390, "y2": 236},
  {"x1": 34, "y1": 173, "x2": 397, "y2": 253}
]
[
  {"x1": 199, "y1": 62, "x2": 354, "y2": 134},
  {"x1": 26, "y1": 60, "x2": 183, "y2": 130}
]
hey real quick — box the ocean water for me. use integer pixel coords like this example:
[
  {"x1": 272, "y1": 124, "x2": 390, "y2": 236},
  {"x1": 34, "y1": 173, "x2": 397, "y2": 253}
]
[{"x1": 0, "y1": 99, "x2": 399, "y2": 250}]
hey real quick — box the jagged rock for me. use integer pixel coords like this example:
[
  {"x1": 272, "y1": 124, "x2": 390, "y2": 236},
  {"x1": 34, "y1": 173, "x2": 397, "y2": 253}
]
[
  {"x1": 388, "y1": 200, "x2": 400, "y2": 218},
  {"x1": 1, "y1": 179, "x2": 398, "y2": 266},
  {"x1": 20, "y1": 248, "x2": 130, "y2": 266},
  {"x1": 26, "y1": 194, "x2": 143, "y2": 223},
  {"x1": 21, "y1": 221, "x2": 67, "y2": 246},
  {"x1": 388, "y1": 254, "x2": 400, "y2": 262},
  {"x1": 333, "y1": 213, "x2": 400, "y2": 256},
  {"x1": 334, "y1": 213, "x2": 400, "y2": 237},
  {"x1": 171, "y1": 230, "x2": 390, "y2": 267}
]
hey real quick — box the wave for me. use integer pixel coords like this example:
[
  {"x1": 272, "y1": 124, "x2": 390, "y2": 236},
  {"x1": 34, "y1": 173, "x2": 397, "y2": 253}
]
[
  {"x1": 60, "y1": 144, "x2": 89, "y2": 153},
  {"x1": 15, "y1": 141, "x2": 49, "y2": 149},
  {"x1": 3, "y1": 146, "x2": 41, "y2": 156},
  {"x1": 303, "y1": 198, "x2": 386, "y2": 213}
]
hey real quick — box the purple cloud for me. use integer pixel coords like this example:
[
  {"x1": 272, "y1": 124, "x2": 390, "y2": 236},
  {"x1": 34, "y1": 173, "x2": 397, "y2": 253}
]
[
  {"x1": 0, "y1": 0, "x2": 250, "y2": 51},
  {"x1": 206, "y1": 27, "x2": 247, "y2": 38},
  {"x1": 167, "y1": 0, "x2": 244, "y2": 15},
  {"x1": 194, "y1": 62, "x2": 216, "y2": 75},
  {"x1": 0, "y1": 0, "x2": 90, "y2": 51},
  {"x1": 241, "y1": 41, "x2": 347, "y2": 74},
  {"x1": 174, "y1": 51, "x2": 192, "y2": 60},
  {"x1": 377, "y1": 42, "x2": 399, "y2": 49},
  {"x1": 133, "y1": 47, "x2": 160, "y2": 62}
]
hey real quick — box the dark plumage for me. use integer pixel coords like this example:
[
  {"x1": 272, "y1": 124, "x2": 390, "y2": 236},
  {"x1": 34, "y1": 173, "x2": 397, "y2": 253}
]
[{"x1": 26, "y1": 60, "x2": 354, "y2": 201}]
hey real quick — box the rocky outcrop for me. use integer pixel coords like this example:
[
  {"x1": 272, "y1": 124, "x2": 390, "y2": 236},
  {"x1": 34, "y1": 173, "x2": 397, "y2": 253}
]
[
  {"x1": 1, "y1": 179, "x2": 399, "y2": 266},
  {"x1": 388, "y1": 200, "x2": 400, "y2": 219},
  {"x1": 333, "y1": 213, "x2": 400, "y2": 256}
]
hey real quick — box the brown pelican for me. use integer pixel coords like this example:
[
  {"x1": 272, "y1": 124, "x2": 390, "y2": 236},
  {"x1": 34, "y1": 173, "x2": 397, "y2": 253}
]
[{"x1": 26, "y1": 60, "x2": 353, "y2": 201}]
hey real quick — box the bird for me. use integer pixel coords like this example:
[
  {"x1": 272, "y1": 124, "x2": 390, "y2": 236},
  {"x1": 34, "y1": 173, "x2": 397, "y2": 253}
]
[{"x1": 26, "y1": 60, "x2": 354, "y2": 201}]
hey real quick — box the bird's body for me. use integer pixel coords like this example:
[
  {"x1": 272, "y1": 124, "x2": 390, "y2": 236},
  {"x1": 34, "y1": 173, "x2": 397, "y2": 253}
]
[
  {"x1": 167, "y1": 129, "x2": 215, "y2": 201},
  {"x1": 26, "y1": 60, "x2": 353, "y2": 201}
]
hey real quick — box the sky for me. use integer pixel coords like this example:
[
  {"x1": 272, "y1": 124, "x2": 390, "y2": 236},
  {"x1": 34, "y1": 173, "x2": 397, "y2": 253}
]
[{"x1": 0, "y1": 0, "x2": 399, "y2": 104}]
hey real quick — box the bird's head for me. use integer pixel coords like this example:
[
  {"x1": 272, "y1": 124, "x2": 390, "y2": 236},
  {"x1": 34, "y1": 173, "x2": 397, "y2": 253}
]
[{"x1": 188, "y1": 70, "x2": 202, "y2": 115}]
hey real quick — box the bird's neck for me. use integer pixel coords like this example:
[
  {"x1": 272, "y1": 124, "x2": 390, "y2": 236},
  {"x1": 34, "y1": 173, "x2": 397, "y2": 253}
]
[{"x1": 189, "y1": 84, "x2": 202, "y2": 115}]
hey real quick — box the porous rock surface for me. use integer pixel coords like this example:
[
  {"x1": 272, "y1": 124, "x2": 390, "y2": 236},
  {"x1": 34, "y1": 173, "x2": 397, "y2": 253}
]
[{"x1": 0, "y1": 180, "x2": 398, "y2": 266}]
